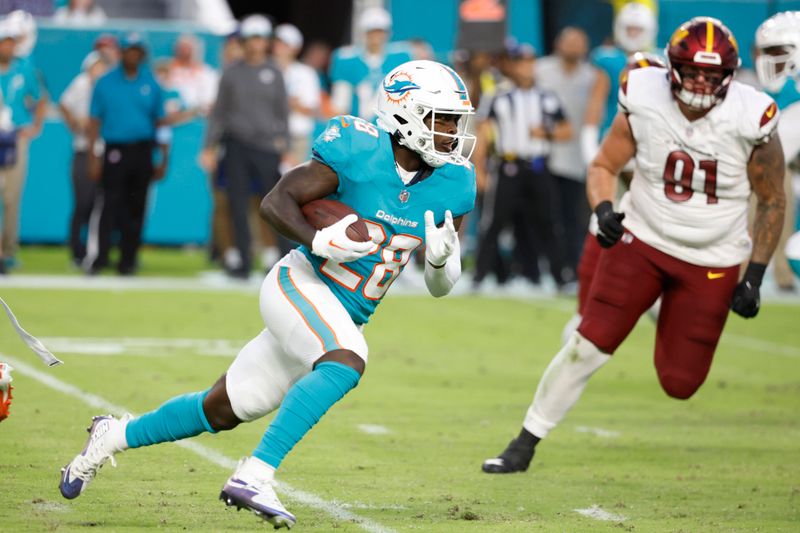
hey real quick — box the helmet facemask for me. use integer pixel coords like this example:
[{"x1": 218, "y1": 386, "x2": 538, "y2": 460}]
[
  {"x1": 755, "y1": 44, "x2": 798, "y2": 92},
  {"x1": 396, "y1": 105, "x2": 476, "y2": 168},
  {"x1": 671, "y1": 63, "x2": 734, "y2": 110}
]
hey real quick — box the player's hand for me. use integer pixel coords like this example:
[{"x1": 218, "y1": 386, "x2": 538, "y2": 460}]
[
  {"x1": 424, "y1": 209, "x2": 457, "y2": 268},
  {"x1": 152, "y1": 164, "x2": 167, "y2": 182},
  {"x1": 311, "y1": 214, "x2": 377, "y2": 263},
  {"x1": 87, "y1": 154, "x2": 102, "y2": 182},
  {"x1": 731, "y1": 262, "x2": 766, "y2": 318},
  {"x1": 595, "y1": 200, "x2": 626, "y2": 248},
  {"x1": 199, "y1": 148, "x2": 218, "y2": 174}
]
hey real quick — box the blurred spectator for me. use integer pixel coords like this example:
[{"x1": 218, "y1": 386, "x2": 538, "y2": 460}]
[
  {"x1": 0, "y1": 16, "x2": 46, "y2": 269},
  {"x1": 165, "y1": 33, "x2": 218, "y2": 115},
  {"x1": 94, "y1": 33, "x2": 120, "y2": 66},
  {"x1": 53, "y1": 0, "x2": 106, "y2": 25},
  {"x1": 6, "y1": 9, "x2": 34, "y2": 59},
  {"x1": 535, "y1": 27, "x2": 595, "y2": 273},
  {"x1": 201, "y1": 14, "x2": 290, "y2": 279},
  {"x1": 207, "y1": 31, "x2": 242, "y2": 270},
  {"x1": 472, "y1": 43, "x2": 572, "y2": 289},
  {"x1": 409, "y1": 37, "x2": 434, "y2": 61},
  {"x1": 59, "y1": 50, "x2": 106, "y2": 267},
  {"x1": 302, "y1": 40, "x2": 332, "y2": 93},
  {"x1": 0, "y1": 1, "x2": 52, "y2": 17},
  {"x1": 273, "y1": 23, "x2": 320, "y2": 166},
  {"x1": 581, "y1": 2, "x2": 656, "y2": 166},
  {"x1": 84, "y1": 32, "x2": 167, "y2": 276},
  {"x1": 329, "y1": 6, "x2": 411, "y2": 120}
]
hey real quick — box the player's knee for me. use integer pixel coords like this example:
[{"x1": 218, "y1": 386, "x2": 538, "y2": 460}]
[
  {"x1": 203, "y1": 375, "x2": 242, "y2": 431},
  {"x1": 314, "y1": 349, "x2": 366, "y2": 376},
  {"x1": 658, "y1": 372, "x2": 703, "y2": 400}
]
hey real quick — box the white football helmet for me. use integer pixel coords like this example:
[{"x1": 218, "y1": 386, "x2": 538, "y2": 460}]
[
  {"x1": 614, "y1": 2, "x2": 657, "y2": 54},
  {"x1": 375, "y1": 60, "x2": 476, "y2": 168},
  {"x1": 755, "y1": 11, "x2": 800, "y2": 92}
]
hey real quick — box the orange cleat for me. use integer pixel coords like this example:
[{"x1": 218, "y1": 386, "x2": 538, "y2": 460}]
[{"x1": 0, "y1": 362, "x2": 13, "y2": 422}]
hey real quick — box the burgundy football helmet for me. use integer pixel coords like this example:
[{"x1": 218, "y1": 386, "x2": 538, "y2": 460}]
[
  {"x1": 666, "y1": 17, "x2": 741, "y2": 110},
  {"x1": 620, "y1": 52, "x2": 667, "y2": 95}
]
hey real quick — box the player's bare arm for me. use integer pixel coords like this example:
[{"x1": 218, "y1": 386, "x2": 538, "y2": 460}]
[
  {"x1": 586, "y1": 112, "x2": 636, "y2": 248},
  {"x1": 260, "y1": 160, "x2": 340, "y2": 247},
  {"x1": 747, "y1": 134, "x2": 787, "y2": 265},
  {"x1": 586, "y1": 112, "x2": 636, "y2": 209}
]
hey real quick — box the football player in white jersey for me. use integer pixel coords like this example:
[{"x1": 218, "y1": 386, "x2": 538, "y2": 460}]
[{"x1": 483, "y1": 17, "x2": 787, "y2": 473}]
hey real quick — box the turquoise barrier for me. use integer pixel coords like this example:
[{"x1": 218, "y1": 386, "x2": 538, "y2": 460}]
[{"x1": 21, "y1": 23, "x2": 222, "y2": 245}]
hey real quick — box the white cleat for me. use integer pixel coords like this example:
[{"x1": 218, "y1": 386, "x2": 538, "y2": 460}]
[
  {"x1": 220, "y1": 456, "x2": 296, "y2": 529},
  {"x1": 59, "y1": 413, "x2": 131, "y2": 499}
]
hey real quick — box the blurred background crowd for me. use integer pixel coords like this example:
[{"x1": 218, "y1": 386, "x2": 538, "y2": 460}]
[{"x1": 0, "y1": 0, "x2": 797, "y2": 292}]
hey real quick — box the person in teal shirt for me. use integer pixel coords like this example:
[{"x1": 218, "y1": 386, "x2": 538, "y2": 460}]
[
  {"x1": 0, "y1": 18, "x2": 46, "y2": 269},
  {"x1": 83, "y1": 32, "x2": 166, "y2": 276},
  {"x1": 329, "y1": 6, "x2": 411, "y2": 121},
  {"x1": 59, "y1": 60, "x2": 477, "y2": 529}
]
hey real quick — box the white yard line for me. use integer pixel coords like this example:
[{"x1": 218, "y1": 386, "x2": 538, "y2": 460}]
[
  {"x1": 39, "y1": 337, "x2": 242, "y2": 357},
  {"x1": 574, "y1": 426, "x2": 620, "y2": 438},
  {"x1": 575, "y1": 504, "x2": 627, "y2": 522},
  {"x1": 356, "y1": 424, "x2": 391, "y2": 435},
  {"x1": 720, "y1": 333, "x2": 800, "y2": 358},
  {"x1": 3, "y1": 355, "x2": 397, "y2": 533}
]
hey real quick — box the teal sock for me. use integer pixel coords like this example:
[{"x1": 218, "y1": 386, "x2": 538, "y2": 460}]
[
  {"x1": 253, "y1": 362, "x2": 360, "y2": 468},
  {"x1": 125, "y1": 389, "x2": 216, "y2": 449}
]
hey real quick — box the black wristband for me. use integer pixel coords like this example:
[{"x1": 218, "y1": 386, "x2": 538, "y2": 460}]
[
  {"x1": 743, "y1": 262, "x2": 767, "y2": 287},
  {"x1": 594, "y1": 200, "x2": 614, "y2": 217}
]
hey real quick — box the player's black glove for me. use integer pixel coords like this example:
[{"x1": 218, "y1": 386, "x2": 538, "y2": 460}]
[
  {"x1": 595, "y1": 200, "x2": 626, "y2": 248},
  {"x1": 731, "y1": 262, "x2": 766, "y2": 318}
]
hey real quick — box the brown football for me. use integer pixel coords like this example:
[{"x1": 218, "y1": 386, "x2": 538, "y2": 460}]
[{"x1": 301, "y1": 199, "x2": 371, "y2": 242}]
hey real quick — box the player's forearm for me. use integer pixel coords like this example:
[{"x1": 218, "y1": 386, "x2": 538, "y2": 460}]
[
  {"x1": 750, "y1": 198, "x2": 786, "y2": 265},
  {"x1": 424, "y1": 239, "x2": 461, "y2": 297},
  {"x1": 260, "y1": 190, "x2": 317, "y2": 247},
  {"x1": 586, "y1": 163, "x2": 617, "y2": 210}
]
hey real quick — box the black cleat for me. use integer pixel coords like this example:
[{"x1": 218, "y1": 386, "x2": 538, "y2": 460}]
[{"x1": 482, "y1": 428, "x2": 539, "y2": 473}]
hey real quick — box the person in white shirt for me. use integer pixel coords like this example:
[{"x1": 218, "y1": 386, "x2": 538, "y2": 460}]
[
  {"x1": 166, "y1": 34, "x2": 219, "y2": 115},
  {"x1": 273, "y1": 23, "x2": 320, "y2": 166},
  {"x1": 53, "y1": 0, "x2": 106, "y2": 26},
  {"x1": 58, "y1": 51, "x2": 106, "y2": 266}
]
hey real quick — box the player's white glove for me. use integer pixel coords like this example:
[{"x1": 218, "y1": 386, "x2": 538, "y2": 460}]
[
  {"x1": 424, "y1": 210, "x2": 457, "y2": 267},
  {"x1": 311, "y1": 214, "x2": 377, "y2": 263}
]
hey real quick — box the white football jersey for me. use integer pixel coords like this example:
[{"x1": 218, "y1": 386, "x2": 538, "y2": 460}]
[{"x1": 618, "y1": 67, "x2": 779, "y2": 267}]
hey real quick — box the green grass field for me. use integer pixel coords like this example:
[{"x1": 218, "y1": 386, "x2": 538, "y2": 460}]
[{"x1": 1, "y1": 254, "x2": 799, "y2": 531}]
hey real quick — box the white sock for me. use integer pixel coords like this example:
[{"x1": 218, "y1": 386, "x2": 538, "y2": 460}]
[
  {"x1": 561, "y1": 313, "x2": 582, "y2": 346},
  {"x1": 523, "y1": 332, "x2": 611, "y2": 438},
  {"x1": 224, "y1": 248, "x2": 242, "y2": 269},
  {"x1": 109, "y1": 416, "x2": 131, "y2": 452},
  {"x1": 646, "y1": 297, "x2": 662, "y2": 324},
  {"x1": 240, "y1": 455, "x2": 276, "y2": 482}
]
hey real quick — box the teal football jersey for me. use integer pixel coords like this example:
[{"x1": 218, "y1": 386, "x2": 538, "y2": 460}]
[
  {"x1": 590, "y1": 45, "x2": 628, "y2": 136},
  {"x1": 329, "y1": 43, "x2": 412, "y2": 119},
  {"x1": 300, "y1": 115, "x2": 476, "y2": 325},
  {"x1": 769, "y1": 77, "x2": 800, "y2": 110}
]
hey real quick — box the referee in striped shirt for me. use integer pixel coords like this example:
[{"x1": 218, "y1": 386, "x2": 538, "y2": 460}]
[{"x1": 473, "y1": 43, "x2": 573, "y2": 289}]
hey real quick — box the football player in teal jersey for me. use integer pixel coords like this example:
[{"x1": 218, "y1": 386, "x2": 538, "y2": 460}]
[
  {"x1": 754, "y1": 11, "x2": 800, "y2": 290},
  {"x1": 59, "y1": 60, "x2": 476, "y2": 529},
  {"x1": 581, "y1": 2, "x2": 657, "y2": 164},
  {"x1": 329, "y1": 6, "x2": 412, "y2": 121}
]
